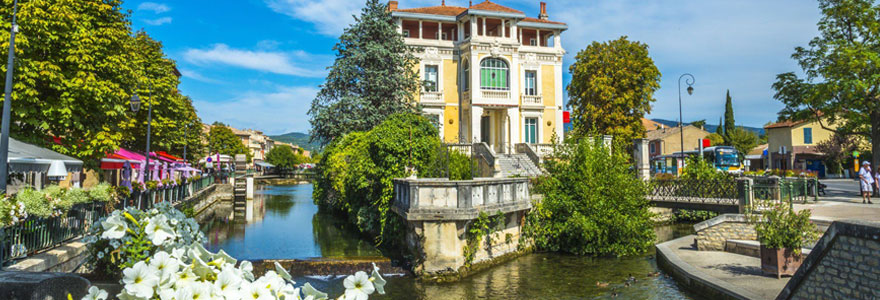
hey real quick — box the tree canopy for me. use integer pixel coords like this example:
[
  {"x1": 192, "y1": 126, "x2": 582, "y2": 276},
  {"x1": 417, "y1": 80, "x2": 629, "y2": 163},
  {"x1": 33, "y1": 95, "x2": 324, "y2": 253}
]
[
  {"x1": 265, "y1": 145, "x2": 305, "y2": 170},
  {"x1": 207, "y1": 126, "x2": 250, "y2": 162},
  {"x1": 0, "y1": 0, "x2": 201, "y2": 166},
  {"x1": 772, "y1": 0, "x2": 880, "y2": 167},
  {"x1": 726, "y1": 127, "x2": 759, "y2": 158},
  {"x1": 723, "y1": 90, "x2": 735, "y2": 142},
  {"x1": 308, "y1": 0, "x2": 420, "y2": 146},
  {"x1": 567, "y1": 36, "x2": 661, "y2": 142}
]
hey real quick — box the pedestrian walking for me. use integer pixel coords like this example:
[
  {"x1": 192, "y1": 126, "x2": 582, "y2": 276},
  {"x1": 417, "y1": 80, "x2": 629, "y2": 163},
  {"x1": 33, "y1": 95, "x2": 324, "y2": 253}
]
[{"x1": 860, "y1": 161, "x2": 874, "y2": 204}]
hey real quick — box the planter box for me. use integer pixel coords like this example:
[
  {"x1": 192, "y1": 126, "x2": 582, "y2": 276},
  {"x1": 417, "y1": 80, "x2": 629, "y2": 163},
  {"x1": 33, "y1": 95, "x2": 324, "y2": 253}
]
[{"x1": 760, "y1": 245, "x2": 803, "y2": 278}]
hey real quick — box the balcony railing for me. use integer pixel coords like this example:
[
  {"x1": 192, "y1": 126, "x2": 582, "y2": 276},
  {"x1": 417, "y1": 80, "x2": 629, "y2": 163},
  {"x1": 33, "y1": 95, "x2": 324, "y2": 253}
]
[
  {"x1": 481, "y1": 90, "x2": 510, "y2": 100},
  {"x1": 522, "y1": 94, "x2": 542, "y2": 106},
  {"x1": 420, "y1": 91, "x2": 443, "y2": 104}
]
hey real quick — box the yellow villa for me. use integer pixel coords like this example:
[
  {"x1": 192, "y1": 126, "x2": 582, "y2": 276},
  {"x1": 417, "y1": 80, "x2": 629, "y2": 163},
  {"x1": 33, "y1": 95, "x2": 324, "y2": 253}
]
[{"x1": 390, "y1": 0, "x2": 566, "y2": 153}]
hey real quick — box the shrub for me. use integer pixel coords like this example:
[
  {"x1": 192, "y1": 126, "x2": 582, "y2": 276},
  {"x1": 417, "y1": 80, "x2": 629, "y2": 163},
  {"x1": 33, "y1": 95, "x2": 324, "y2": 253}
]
[
  {"x1": 681, "y1": 156, "x2": 730, "y2": 181},
  {"x1": 524, "y1": 137, "x2": 656, "y2": 256},
  {"x1": 16, "y1": 188, "x2": 54, "y2": 218},
  {"x1": 314, "y1": 113, "x2": 441, "y2": 249},
  {"x1": 84, "y1": 203, "x2": 204, "y2": 277},
  {"x1": 751, "y1": 202, "x2": 819, "y2": 254},
  {"x1": 89, "y1": 183, "x2": 115, "y2": 203}
]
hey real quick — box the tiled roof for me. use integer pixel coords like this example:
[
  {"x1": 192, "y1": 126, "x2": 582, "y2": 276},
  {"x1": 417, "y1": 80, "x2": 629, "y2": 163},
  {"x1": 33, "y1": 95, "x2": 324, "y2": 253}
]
[
  {"x1": 521, "y1": 17, "x2": 566, "y2": 25},
  {"x1": 469, "y1": 1, "x2": 523, "y2": 14},
  {"x1": 395, "y1": 5, "x2": 466, "y2": 16},
  {"x1": 764, "y1": 119, "x2": 808, "y2": 129},
  {"x1": 645, "y1": 125, "x2": 708, "y2": 141}
]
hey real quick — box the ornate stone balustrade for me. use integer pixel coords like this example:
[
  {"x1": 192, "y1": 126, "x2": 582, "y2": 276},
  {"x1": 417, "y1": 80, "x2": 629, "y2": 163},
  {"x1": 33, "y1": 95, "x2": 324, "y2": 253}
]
[
  {"x1": 392, "y1": 177, "x2": 531, "y2": 221},
  {"x1": 521, "y1": 94, "x2": 542, "y2": 106},
  {"x1": 420, "y1": 91, "x2": 443, "y2": 104}
]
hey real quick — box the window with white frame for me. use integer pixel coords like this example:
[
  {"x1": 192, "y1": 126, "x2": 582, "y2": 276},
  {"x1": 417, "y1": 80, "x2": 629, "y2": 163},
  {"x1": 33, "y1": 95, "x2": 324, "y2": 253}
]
[
  {"x1": 524, "y1": 118, "x2": 538, "y2": 144},
  {"x1": 402, "y1": 29, "x2": 410, "y2": 37},
  {"x1": 424, "y1": 65, "x2": 438, "y2": 92},
  {"x1": 480, "y1": 58, "x2": 509, "y2": 90},
  {"x1": 529, "y1": 38, "x2": 537, "y2": 46},
  {"x1": 524, "y1": 70, "x2": 537, "y2": 96}
]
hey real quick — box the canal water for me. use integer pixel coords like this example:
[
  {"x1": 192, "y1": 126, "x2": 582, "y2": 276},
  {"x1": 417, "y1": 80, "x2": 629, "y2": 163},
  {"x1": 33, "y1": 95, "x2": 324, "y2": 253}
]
[{"x1": 199, "y1": 184, "x2": 699, "y2": 299}]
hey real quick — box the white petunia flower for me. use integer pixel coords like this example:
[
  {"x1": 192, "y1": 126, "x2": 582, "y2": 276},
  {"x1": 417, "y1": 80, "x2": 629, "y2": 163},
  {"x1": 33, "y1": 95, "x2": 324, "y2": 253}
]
[
  {"x1": 150, "y1": 251, "x2": 181, "y2": 278},
  {"x1": 255, "y1": 271, "x2": 285, "y2": 293},
  {"x1": 101, "y1": 215, "x2": 128, "y2": 239},
  {"x1": 174, "y1": 267, "x2": 198, "y2": 290},
  {"x1": 238, "y1": 281, "x2": 274, "y2": 300},
  {"x1": 277, "y1": 284, "x2": 299, "y2": 300},
  {"x1": 82, "y1": 286, "x2": 109, "y2": 300},
  {"x1": 300, "y1": 283, "x2": 327, "y2": 300},
  {"x1": 145, "y1": 214, "x2": 177, "y2": 246},
  {"x1": 214, "y1": 267, "x2": 243, "y2": 299},
  {"x1": 343, "y1": 271, "x2": 374, "y2": 300},
  {"x1": 189, "y1": 281, "x2": 212, "y2": 300},
  {"x1": 122, "y1": 261, "x2": 159, "y2": 299},
  {"x1": 370, "y1": 263, "x2": 386, "y2": 295}
]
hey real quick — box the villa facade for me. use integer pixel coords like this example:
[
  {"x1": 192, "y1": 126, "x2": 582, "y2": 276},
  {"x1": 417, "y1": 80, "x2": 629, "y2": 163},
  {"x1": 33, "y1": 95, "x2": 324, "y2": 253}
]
[{"x1": 390, "y1": 0, "x2": 566, "y2": 153}]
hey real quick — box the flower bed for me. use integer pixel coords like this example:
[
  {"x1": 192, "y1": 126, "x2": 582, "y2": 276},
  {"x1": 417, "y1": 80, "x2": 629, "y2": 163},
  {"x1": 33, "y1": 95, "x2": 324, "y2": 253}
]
[
  {"x1": 82, "y1": 203, "x2": 388, "y2": 300},
  {"x1": 0, "y1": 183, "x2": 116, "y2": 266}
]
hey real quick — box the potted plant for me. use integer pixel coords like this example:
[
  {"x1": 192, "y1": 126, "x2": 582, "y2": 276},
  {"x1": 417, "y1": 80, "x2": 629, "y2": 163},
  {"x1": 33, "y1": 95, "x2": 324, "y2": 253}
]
[{"x1": 751, "y1": 202, "x2": 819, "y2": 278}]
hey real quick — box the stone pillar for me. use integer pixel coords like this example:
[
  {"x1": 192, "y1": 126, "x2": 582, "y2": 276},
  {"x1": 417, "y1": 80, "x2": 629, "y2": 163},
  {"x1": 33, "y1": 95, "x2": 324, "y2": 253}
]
[
  {"x1": 736, "y1": 177, "x2": 753, "y2": 213},
  {"x1": 633, "y1": 139, "x2": 650, "y2": 180},
  {"x1": 472, "y1": 106, "x2": 483, "y2": 143},
  {"x1": 246, "y1": 177, "x2": 254, "y2": 199}
]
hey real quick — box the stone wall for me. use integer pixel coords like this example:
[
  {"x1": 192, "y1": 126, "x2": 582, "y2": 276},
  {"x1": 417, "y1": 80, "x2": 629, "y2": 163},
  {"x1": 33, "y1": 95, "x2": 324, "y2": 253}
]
[
  {"x1": 392, "y1": 177, "x2": 532, "y2": 280},
  {"x1": 693, "y1": 214, "x2": 756, "y2": 251},
  {"x1": 778, "y1": 219, "x2": 880, "y2": 300}
]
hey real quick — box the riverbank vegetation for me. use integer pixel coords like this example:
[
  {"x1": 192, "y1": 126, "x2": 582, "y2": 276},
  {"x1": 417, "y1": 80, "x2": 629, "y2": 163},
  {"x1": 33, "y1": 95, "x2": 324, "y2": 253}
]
[
  {"x1": 525, "y1": 137, "x2": 656, "y2": 256},
  {"x1": 314, "y1": 113, "x2": 470, "y2": 249}
]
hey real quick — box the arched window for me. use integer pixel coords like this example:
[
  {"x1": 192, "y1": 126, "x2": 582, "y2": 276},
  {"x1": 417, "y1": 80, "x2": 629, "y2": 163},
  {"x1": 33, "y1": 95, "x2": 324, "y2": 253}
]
[
  {"x1": 462, "y1": 59, "x2": 470, "y2": 91},
  {"x1": 480, "y1": 58, "x2": 509, "y2": 90}
]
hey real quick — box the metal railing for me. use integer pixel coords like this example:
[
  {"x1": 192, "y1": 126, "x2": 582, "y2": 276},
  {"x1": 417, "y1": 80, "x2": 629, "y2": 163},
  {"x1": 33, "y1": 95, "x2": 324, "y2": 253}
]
[
  {"x1": 0, "y1": 202, "x2": 106, "y2": 266},
  {"x1": 650, "y1": 178, "x2": 739, "y2": 200},
  {"x1": 123, "y1": 175, "x2": 217, "y2": 210}
]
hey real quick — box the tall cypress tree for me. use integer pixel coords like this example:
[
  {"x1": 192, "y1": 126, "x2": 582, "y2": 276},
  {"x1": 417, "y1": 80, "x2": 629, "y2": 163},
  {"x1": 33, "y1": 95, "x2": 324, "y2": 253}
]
[
  {"x1": 723, "y1": 90, "x2": 735, "y2": 141},
  {"x1": 308, "y1": 0, "x2": 421, "y2": 145},
  {"x1": 716, "y1": 116, "x2": 724, "y2": 135}
]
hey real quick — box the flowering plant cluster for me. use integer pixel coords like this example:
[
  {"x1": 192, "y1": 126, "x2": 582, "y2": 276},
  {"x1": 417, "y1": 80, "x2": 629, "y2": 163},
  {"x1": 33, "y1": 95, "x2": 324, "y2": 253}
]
[
  {"x1": 82, "y1": 243, "x2": 387, "y2": 300},
  {"x1": 0, "y1": 183, "x2": 116, "y2": 226},
  {"x1": 145, "y1": 181, "x2": 159, "y2": 190},
  {"x1": 0, "y1": 195, "x2": 28, "y2": 226},
  {"x1": 85, "y1": 202, "x2": 204, "y2": 277}
]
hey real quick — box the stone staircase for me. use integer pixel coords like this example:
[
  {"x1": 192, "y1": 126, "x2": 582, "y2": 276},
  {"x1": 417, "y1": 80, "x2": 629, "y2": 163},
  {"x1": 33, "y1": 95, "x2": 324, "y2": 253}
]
[{"x1": 496, "y1": 153, "x2": 543, "y2": 177}]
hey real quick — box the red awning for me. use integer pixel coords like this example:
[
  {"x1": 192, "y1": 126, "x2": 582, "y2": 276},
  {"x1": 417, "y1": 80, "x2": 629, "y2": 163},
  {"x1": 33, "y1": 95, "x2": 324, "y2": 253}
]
[{"x1": 156, "y1": 151, "x2": 183, "y2": 162}]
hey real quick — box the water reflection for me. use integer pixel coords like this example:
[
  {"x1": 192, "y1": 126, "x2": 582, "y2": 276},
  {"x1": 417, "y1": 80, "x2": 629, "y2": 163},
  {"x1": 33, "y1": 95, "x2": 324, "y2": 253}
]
[
  {"x1": 296, "y1": 224, "x2": 697, "y2": 300},
  {"x1": 199, "y1": 184, "x2": 381, "y2": 260}
]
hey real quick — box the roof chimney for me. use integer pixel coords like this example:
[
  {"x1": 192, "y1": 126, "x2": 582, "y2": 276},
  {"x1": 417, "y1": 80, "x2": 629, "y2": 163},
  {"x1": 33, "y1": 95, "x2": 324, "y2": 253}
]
[
  {"x1": 388, "y1": 1, "x2": 398, "y2": 11},
  {"x1": 539, "y1": 2, "x2": 548, "y2": 20}
]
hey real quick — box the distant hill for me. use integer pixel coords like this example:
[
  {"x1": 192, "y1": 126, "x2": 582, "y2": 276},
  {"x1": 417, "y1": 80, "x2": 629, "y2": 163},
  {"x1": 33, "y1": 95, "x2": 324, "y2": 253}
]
[
  {"x1": 269, "y1": 132, "x2": 322, "y2": 153},
  {"x1": 650, "y1": 119, "x2": 765, "y2": 136}
]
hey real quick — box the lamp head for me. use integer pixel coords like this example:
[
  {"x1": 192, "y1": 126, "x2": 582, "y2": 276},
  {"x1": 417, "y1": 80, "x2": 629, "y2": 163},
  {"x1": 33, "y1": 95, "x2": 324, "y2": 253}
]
[
  {"x1": 130, "y1": 93, "x2": 141, "y2": 112},
  {"x1": 687, "y1": 86, "x2": 694, "y2": 96}
]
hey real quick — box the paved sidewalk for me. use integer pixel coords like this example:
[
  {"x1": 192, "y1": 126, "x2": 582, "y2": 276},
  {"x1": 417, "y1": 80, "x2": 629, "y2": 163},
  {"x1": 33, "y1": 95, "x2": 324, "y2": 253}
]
[
  {"x1": 795, "y1": 201, "x2": 880, "y2": 222},
  {"x1": 658, "y1": 235, "x2": 789, "y2": 300}
]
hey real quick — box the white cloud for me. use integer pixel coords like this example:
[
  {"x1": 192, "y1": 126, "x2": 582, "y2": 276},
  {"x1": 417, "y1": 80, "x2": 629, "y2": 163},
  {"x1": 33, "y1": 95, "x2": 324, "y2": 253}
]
[
  {"x1": 179, "y1": 69, "x2": 223, "y2": 84},
  {"x1": 144, "y1": 17, "x2": 172, "y2": 26},
  {"x1": 193, "y1": 86, "x2": 318, "y2": 135},
  {"x1": 264, "y1": 0, "x2": 446, "y2": 36},
  {"x1": 182, "y1": 44, "x2": 328, "y2": 78},
  {"x1": 137, "y1": 2, "x2": 171, "y2": 14}
]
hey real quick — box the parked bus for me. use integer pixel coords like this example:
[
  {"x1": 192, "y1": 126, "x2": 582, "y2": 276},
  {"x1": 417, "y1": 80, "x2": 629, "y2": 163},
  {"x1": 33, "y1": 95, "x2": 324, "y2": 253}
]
[{"x1": 651, "y1": 146, "x2": 743, "y2": 175}]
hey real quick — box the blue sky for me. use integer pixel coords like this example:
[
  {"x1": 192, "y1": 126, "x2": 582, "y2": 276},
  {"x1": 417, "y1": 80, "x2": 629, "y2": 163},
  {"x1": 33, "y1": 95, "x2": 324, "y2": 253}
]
[{"x1": 123, "y1": 0, "x2": 821, "y2": 135}]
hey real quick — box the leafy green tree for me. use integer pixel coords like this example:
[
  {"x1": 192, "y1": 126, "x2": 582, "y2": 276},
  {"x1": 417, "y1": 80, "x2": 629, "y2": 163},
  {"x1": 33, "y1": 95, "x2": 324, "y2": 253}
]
[
  {"x1": 567, "y1": 36, "x2": 661, "y2": 142},
  {"x1": 816, "y1": 133, "x2": 861, "y2": 174},
  {"x1": 207, "y1": 125, "x2": 250, "y2": 162},
  {"x1": 723, "y1": 90, "x2": 735, "y2": 142},
  {"x1": 0, "y1": 0, "x2": 134, "y2": 164},
  {"x1": 691, "y1": 119, "x2": 707, "y2": 130},
  {"x1": 772, "y1": 0, "x2": 880, "y2": 167},
  {"x1": 308, "y1": 0, "x2": 420, "y2": 146},
  {"x1": 525, "y1": 138, "x2": 655, "y2": 256},
  {"x1": 120, "y1": 32, "x2": 204, "y2": 162},
  {"x1": 705, "y1": 133, "x2": 725, "y2": 147},
  {"x1": 726, "y1": 127, "x2": 759, "y2": 159},
  {"x1": 265, "y1": 145, "x2": 304, "y2": 170}
]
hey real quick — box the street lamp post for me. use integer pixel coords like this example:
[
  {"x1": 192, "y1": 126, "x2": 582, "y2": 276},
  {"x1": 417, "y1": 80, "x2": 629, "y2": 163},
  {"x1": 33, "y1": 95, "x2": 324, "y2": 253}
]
[
  {"x1": 678, "y1": 73, "x2": 695, "y2": 161},
  {"x1": 131, "y1": 82, "x2": 154, "y2": 182},
  {"x1": 183, "y1": 124, "x2": 189, "y2": 164},
  {"x1": 0, "y1": 0, "x2": 20, "y2": 192}
]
